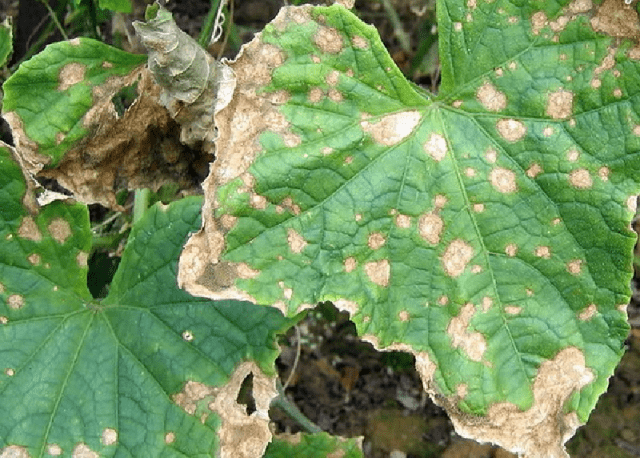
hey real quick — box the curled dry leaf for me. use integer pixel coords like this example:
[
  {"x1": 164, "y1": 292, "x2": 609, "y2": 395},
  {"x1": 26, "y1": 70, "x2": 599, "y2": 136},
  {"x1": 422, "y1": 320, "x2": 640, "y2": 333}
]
[{"x1": 133, "y1": 4, "x2": 236, "y2": 149}]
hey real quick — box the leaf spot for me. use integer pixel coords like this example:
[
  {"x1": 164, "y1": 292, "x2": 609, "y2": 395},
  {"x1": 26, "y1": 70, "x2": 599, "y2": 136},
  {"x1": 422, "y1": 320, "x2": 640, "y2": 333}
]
[
  {"x1": 546, "y1": 89, "x2": 574, "y2": 119},
  {"x1": 628, "y1": 195, "x2": 637, "y2": 212},
  {"x1": 328, "y1": 88, "x2": 343, "y2": 102},
  {"x1": 505, "y1": 305, "x2": 522, "y2": 315},
  {"x1": 505, "y1": 243, "x2": 518, "y2": 257},
  {"x1": 308, "y1": 87, "x2": 324, "y2": 103},
  {"x1": 452, "y1": 100, "x2": 463, "y2": 108},
  {"x1": 27, "y1": 254, "x2": 40, "y2": 265},
  {"x1": 579, "y1": 303, "x2": 597, "y2": 321},
  {"x1": 4, "y1": 368, "x2": 15, "y2": 376},
  {"x1": 344, "y1": 257, "x2": 357, "y2": 273},
  {"x1": 438, "y1": 295, "x2": 449, "y2": 306},
  {"x1": 567, "y1": 259, "x2": 583, "y2": 275},
  {"x1": 453, "y1": 22, "x2": 463, "y2": 31},
  {"x1": 58, "y1": 62, "x2": 86, "y2": 91},
  {"x1": 314, "y1": 25, "x2": 343, "y2": 54},
  {"x1": 281, "y1": 197, "x2": 301, "y2": 215},
  {"x1": 531, "y1": 11, "x2": 548, "y2": 35},
  {"x1": 418, "y1": 212, "x2": 444, "y2": 245},
  {"x1": 287, "y1": 228, "x2": 307, "y2": 254},
  {"x1": 477, "y1": 81, "x2": 507, "y2": 112},
  {"x1": 0, "y1": 445, "x2": 29, "y2": 458},
  {"x1": 526, "y1": 163, "x2": 543, "y2": 178},
  {"x1": 182, "y1": 330, "x2": 194, "y2": 342},
  {"x1": 352, "y1": 35, "x2": 368, "y2": 49},
  {"x1": 47, "y1": 444, "x2": 62, "y2": 456},
  {"x1": 101, "y1": 428, "x2": 117, "y2": 446},
  {"x1": 368, "y1": 232, "x2": 386, "y2": 250},
  {"x1": 485, "y1": 148, "x2": 497, "y2": 163},
  {"x1": 534, "y1": 246, "x2": 551, "y2": 259},
  {"x1": 250, "y1": 194, "x2": 268, "y2": 210},
  {"x1": 361, "y1": 111, "x2": 421, "y2": 146},
  {"x1": 355, "y1": 213, "x2": 363, "y2": 222},
  {"x1": 598, "y1": 166, "x2": 610, "y2": 181},
  {"x1": 464, "y1": 167, "x2": 476, "y2": 177},
  {"x1": 482, "y1": 297, "x2": 493, "y2": 311},
  {"x1": 0, "y1": 316, "x2": 7, "y2": 324},
  {"x1": 399, "y1": 310, "x2": 410, "y2": 321},
  {"x1": 8, "y1": 294, "x2": 24, "y2": 310},
  {"x1": 447, "y1": 302, "x2": 486, "y2": 362},
  {"x1": 473, "y1": 203, "x2": 485, "y2": 213},
  {"x1": 164, "y1": 432, "x2": 176, "y2": 444},
  {"x1": 237, "y1": 263, "x2": 260, "y2": 280},
  {"x1": 496, "y1": 118, "x2": 526, "y2": 142},
  {"x1": 18, "y1": 217, "x2": 42, "y2": 242},
  {"x1": 364, "y1": 259, "x2": 390, "y2": 287},
  {"x1": 441, "y1": 239, "x2": 474, "y2": 278},
  {"x1": 48, "y1": 218, "x2": 71, "y2": 244},
  {"x1": 457, "y1": 384, "x2": 468, "y2": 399},
  {"x1": 326, "y1": 70, "x2": 340, "y2": 86},
  {"x1": 569, "y1": 168, "x2": 593, "y2": 189},
  {"x1": 72, "y1": 443, "x2": 98, "y2": 458},
  {"x1": 613, "y1": 87, "x2": 623, "y2": 98},
  {"x1": 395, "y1": 214, "x2": 411, "y2": 228},
  {"x1": 567, "y1": 148, "x2": 580, "y2": 161},
  {"x1": 423, "y1": 133, "x2": 448, "y2": 161},
  {"x1": 77, "y1": 252, "x2": 88, "y2": 268},
  {"x1": 471, "y1": 264, "x2": 483, "y2": 273},
  {"x1": 543, "y1": 126, "x2": 555, "y2": 137},
  {"x1": 489, "y1": 167, "x2": 517, "y2": 193}
]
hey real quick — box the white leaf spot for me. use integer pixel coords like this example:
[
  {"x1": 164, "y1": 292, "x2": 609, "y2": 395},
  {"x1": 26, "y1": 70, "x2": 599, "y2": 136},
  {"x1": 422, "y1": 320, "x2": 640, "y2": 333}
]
[
  {"x1": 441, "y1": 239, "x2": 474, "y2": 277},
  {"x1": 424, "y1": 133, "x2": 448, "y2": 162},
  {"x1": 364, "y1": 259, "x2": 390, "y2": 286},
  {"x1": 496, "y1": 119, "x2": 527, "y2": 142},
  {"x1": 490, "y1": 167, "x2": 517, "y2": 193},
  {"x1": 569, "y1": 168, "x2": 592, "y2": 189},
  {"x1": 361, "y1": 110, "x2": 421, "y2": 146}
]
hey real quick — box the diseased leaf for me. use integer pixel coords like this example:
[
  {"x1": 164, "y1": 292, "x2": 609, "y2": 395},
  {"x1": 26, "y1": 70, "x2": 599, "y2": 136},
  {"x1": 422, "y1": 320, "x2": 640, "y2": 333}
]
[
  {"x1": 178, "y1": 3, "x2": 640, "y2": 457},
  {"x1": 2, "y1": 38, "x2": 146, "y2": 168},
  {"x1": 1, "y1": 38, "x2": 210, "y2": 209},
  {"x1": 133, "y1": 4, "x2": 236, "y2": 148},
  {"x1": 265, "y1": 432, "x2": 364, "y2": 458},
  {"x1": 0, "y1": 144, "x2": 290, "y2": 457}
]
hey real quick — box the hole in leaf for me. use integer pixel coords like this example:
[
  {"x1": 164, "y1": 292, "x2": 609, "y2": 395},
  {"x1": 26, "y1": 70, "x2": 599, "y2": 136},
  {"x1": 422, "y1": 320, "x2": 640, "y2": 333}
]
[
  {"x1": 111, "y1": 79, "x2": 139, "y2": 117},
  {"x1": 237, "y1": 373, "x2": 256, "y2": 415},
  {"x1": 87, "y1": 250, "x2": 120, "y2": 299}
]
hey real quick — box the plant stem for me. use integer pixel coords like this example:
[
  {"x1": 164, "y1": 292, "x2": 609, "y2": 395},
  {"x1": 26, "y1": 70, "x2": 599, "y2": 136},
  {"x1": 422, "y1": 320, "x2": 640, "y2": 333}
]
[
  {"x1": 380, "y1": 0, "x2": 411, "y2": 54},
  {"x1": 198, "y1": 0, "x2": 223, "y2": 49},
  {"x1": 271, "y1": 379, "x2": 322, "y2": 434},
  {"x1": 38, "y1": 0, "x2": 68, "y2": 40},
  {"x1": 133, "y1": 189, "x2": 150, "y2": 225}
]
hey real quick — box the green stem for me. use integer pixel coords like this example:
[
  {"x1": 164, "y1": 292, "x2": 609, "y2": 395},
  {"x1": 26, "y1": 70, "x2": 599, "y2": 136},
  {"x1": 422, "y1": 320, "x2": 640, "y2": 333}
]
[
  {"x1": 380, "y1": 0, "x2": 411, "y2": 54},
  {"x1": 133, "y1": 189, "x2": 151, "y2": 225},
  {"x1": 38, "y1": 0, "x2": 68, "y2": 40},
  {"x1": 271, "y1": 379, "x2": 322, "y2": 434},
  {"x1": 198, "y1": 0, "x2": 223, "y2": 49}
]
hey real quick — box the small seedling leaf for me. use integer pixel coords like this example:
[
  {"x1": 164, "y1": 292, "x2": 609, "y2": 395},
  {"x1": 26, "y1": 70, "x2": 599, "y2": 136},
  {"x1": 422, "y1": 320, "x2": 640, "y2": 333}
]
[
  {"x1": 178, "y1": 3, "x2": 640, "y2": 456},
  {"x1": 0, "y1": 145, "x2": 290, "y2": 457}
]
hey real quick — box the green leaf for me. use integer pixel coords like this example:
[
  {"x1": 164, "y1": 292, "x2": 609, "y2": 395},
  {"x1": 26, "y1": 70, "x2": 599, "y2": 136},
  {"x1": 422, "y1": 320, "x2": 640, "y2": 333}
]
[
  {"x1": 0, "y1": 144, "x2": 290, "y2": 457},
  {"x1": 179, "y1": 3, "x2": 640, "y2": 456},
  {"x1": 265, "y1": 432, "x2": 364, "y2": 458},
  {"x1": 99, "y1": 0, "x2": 132, "y2": 13},
  {"x1": 0, "y1": 17, "x2": 13, "y2": 68},
  {"x1": 2, "y1": 38, "x2": 145, "y2": 167}
]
